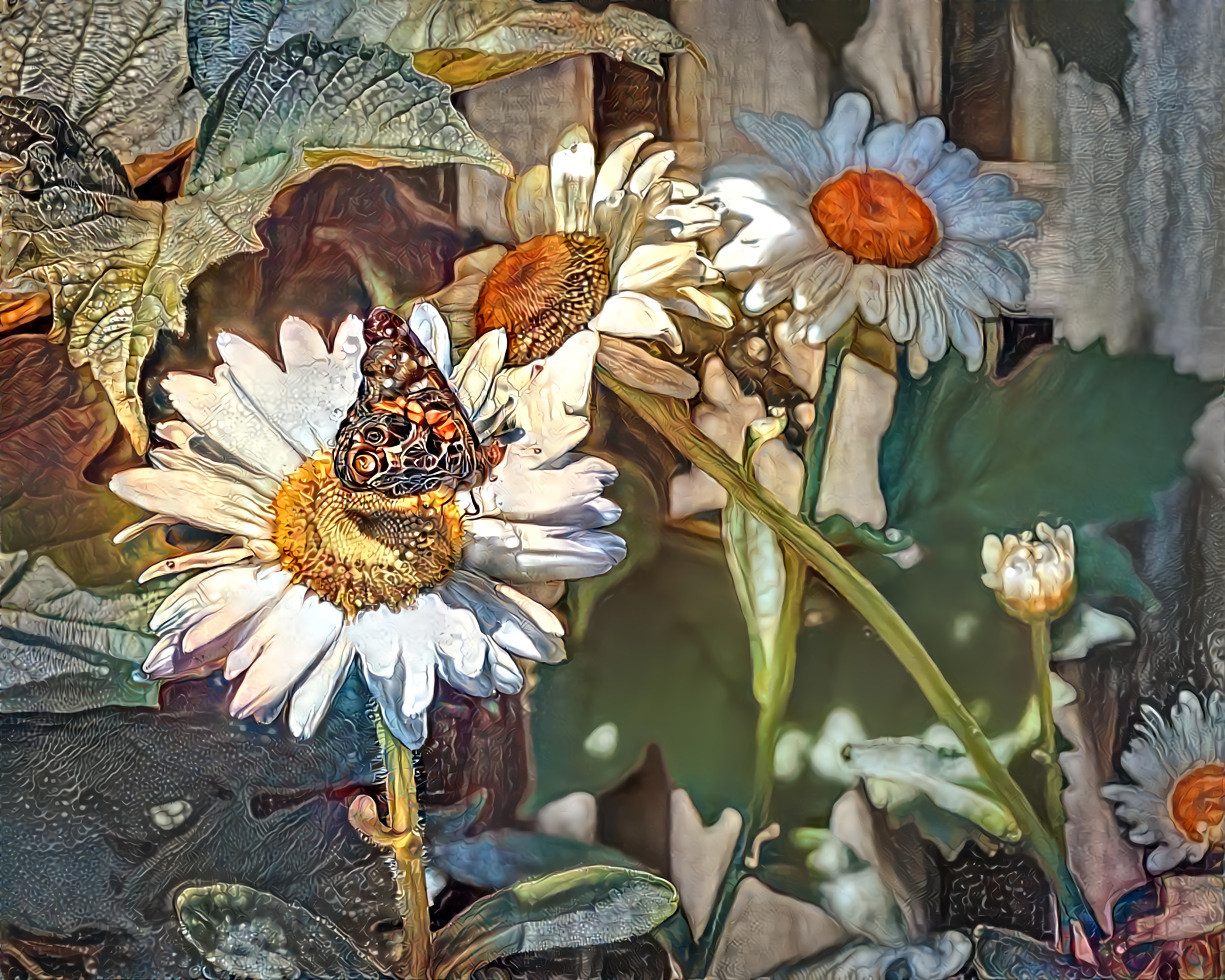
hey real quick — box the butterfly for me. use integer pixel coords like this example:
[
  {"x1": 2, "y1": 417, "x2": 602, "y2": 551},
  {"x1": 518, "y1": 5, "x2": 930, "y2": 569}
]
[{"x1": 333, "y1": 306, "x2": 497, "y2": 497}]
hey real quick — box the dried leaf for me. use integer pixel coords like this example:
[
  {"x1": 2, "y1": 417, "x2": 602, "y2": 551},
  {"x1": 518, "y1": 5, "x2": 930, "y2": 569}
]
[
  {"x1": 0, "y1": 0, "x2": 204, "y2": 163},
  {"x1": 186, "y1": 0, "x2": 692, "y2": 97},
  {"x1": 2, "y1": 36, "x2": 507, "y2": 449},
  {"x1": 0, "y1": 549, "x2": 167, "y2": 712}
]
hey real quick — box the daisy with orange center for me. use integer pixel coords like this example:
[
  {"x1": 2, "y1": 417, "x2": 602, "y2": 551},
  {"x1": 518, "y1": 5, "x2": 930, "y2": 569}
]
[
  {"x1": 426, "y1": 125, "x2": 734, "y2": 375},
  {"x1": 702, "y1": 93, "x2": 1043, "y2": 375},
  {"x1": 1103, "y1": 690, "x2": 1225, "y2": 873}
]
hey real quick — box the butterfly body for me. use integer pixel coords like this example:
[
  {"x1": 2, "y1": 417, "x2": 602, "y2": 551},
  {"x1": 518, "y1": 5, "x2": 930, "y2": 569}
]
[{"x1": 334, "y1": 307, "x2": 494, "y2": 498}]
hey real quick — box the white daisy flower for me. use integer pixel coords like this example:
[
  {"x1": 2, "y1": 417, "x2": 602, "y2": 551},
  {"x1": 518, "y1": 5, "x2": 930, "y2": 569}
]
[
  {"x1": 1103, "y1": 690, "x2": 1225, "y2": 874},
  {"x1": 109, "y1": 306, "x2": 625, "y2": 749},
  {"x1": 980, "y1": 522, "x2": 1076, "y2": 622},
  {"x1": 704, "y1": 92, "x2": 1043, "y2": 374},
  {"x1": 428, "y1": 126, "x2": 734, "y2": 378}
]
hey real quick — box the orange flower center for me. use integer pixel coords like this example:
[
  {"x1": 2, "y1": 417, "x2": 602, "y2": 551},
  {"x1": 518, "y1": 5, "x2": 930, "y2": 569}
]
[
  {"x1": 272, "y1": 453, "x2": 464, "y2": 619},
  {"x1": 475, "y1": 232, "x2": 610, "y2": 365},
  {"x1": 1169, "y1": 763, "x2": 1225, "y2": 844},
  {"x1": 810, "y1": 169, "x2": 939, "y2": 268}
]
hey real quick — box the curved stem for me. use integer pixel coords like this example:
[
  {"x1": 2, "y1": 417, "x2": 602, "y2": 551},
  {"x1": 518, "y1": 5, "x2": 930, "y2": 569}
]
[
  {"x1": 1030, "y1": 619, "x2": 1066, "y2": 846},
  {"x1": 375, "y1": 711, "x2": 432, "y2": 979},
  {"x1": 599, "y1": 365, "x2": 1101, "y2": 940}
]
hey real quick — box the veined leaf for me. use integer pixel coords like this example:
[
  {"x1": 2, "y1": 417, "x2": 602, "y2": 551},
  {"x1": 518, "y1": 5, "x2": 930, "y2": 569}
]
[
  {"x1": 430, "y1": 865, "x2": 678, "y2": 979},
  {"x1": 0, "y1": 550, "x2": 167, "y2": 712},
  {"x1": 176, "y1": 882, "x2": 385, "y2": 979},
  {"x1": 2, "y1": 35, "x2": 508, "y2": 450},
  {"x1": 0, "y1": 0, "x2": 204, "y2": 164},
  {"x1": 186, "y1": 0, "x2": 692, "y2": 98}
]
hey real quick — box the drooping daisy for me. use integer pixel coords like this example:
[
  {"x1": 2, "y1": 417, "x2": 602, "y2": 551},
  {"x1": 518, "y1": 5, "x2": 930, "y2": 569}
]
[
  {"x1": 703, "y1": 93, "x2": 1043, "y2": 374},
  {"x1": 109, "y1": 305, "x2": 625, "y2": 749},
  {"x1": 427, "y1": 126, "x2": 733, "y2": 385},
  {"x1": 1103, "y1": 690, "x2": 1225, "y2": 874}
]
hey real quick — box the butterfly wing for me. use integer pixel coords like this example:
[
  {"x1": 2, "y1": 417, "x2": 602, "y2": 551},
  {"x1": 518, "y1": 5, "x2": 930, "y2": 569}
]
[{"x1": 334, "y1": 308, "x2": 487, "y2": 497}]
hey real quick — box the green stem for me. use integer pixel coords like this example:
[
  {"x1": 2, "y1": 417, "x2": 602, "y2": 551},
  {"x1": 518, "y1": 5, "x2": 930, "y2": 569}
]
[
  {"x1": 375, "y1": 711, "x2": 432, "y2": 979},
  {"x1": 1030, "y1": 619, "x2": 1066, "y2": 846},
  {"x1": 800, "y1": 323, "x2": 853, "y2": 522},
  {"x1": 598, "y1": 364, "x2": 1101, "y2": 940}
]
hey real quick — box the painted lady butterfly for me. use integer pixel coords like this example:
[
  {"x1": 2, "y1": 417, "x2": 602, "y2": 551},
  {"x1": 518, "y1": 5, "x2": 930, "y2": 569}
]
[{"x1": 334, "y1": 307, "x2": 497, "y2": 497}]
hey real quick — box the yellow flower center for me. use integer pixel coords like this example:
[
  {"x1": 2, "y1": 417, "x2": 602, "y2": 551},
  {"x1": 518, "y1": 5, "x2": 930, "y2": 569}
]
[
  {"x1": 272, "y1": 453, "x2": 464, "y2": 618},
  {"x1": 1169, "y1": 763, "x2": 1225, "y2": 845},
  {"x1": 810, "y1": 169, "x2": 939, "y2": 268},
  {"x1": 474, "y1": 232, "x2": 611, "y2": 366}
]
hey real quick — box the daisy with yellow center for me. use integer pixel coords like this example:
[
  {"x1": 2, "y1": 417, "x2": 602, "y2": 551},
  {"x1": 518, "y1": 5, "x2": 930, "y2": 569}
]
[
  {"x1": 428, "y1": 126, "x2": 733, "y2": 374},
  {"x1": 703, "y1": 93, "x2": 1043, "y2": 375},
  {"x1": 109, "y1": 307, "x2": 624, "y2": 749},
  {"x1": 1103, "y1": 690, "x2": 1225, "y2": 874}
]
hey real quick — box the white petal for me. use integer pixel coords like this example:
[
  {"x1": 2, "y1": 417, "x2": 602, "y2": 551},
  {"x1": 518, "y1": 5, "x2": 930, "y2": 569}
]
[
  {"x1": 946, "y1": 303, "x2": 985, "y2": 371},
  {"x1": 793, "y1": 250, "x2": 853, "y2": 314},
  {"x1": 820, "y1": 93, "x2": 872, "y2": 171},
  {"x1": 408, "y1": 303, "x2": 452, "y2": 376},
  {"x1": 550, "y1": 125, "x2": 597, "y2": 234},
  {"x1": 288, "y1": 634, "x2": 356, "y2": 739},
  {"x1": 658, "y1": 286, "x2": 736, "y2": 329},
  {"x1": 589, "y1": 292, "x2": 683, "y2": 352},
  {"x1": 216, "y1": 321, "x2": 361, "y2": 455},
  {"x1": 594, "y1": 131, "x2": 653, "y2": 208},
  {"x1": 654, "y1": 201, "x2": 723, "y2": 239},
  {"x1": 138, "y1": 546, "x2": 253, "y2": 583},
  {"x1": 463, "y1": 519, "x2": 626, "y2": 582},
  {"x1": 864, "y1": 120, "x2": 907, "y2": 171},
  {"x1": 229, "y1": 590, "x2": 344, "y2": 720},
  {"x1": 439, "y1": 569, "x2": 565, "y2": 664},
  {"x1": 614, "y1": 241, "x2": 718, "y2": 295},
  {"x1": 892, "y1": 117, "x2": 947, "y2": 186},
  {"x1": 627, "y1": 148, "x2": 676, "y2": 198},
  {"x1": 451, "y1": 329, "x2": 507, "y2": 419},
  {"x1": 110, "y1": 467, "x2": 273, "y2": 541},
  {"x1": 279, "y1": 316, "x2": 329, "y2": 373},
  {"x1": 507, "y1": 164, "x2": 556, "y2": 241},
  {"x1": 471, "y1": 450, "x2": 621, "y2": 528},
  {"x1": 917, "y1": 147, "x2": 980, "y2": 206},
  {"x1": 162, "y1": 369, "x2": 303, "y2": 479},
  {"x1": 734, "y1": 110, "x2": 832, "y2": 189},
  {"x1": 854, "y1": 264, "x2": 887, "y2": 325}
]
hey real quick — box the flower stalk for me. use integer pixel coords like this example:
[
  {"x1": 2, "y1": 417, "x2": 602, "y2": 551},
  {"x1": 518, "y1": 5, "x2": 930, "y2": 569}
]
[
  {"x1": 375, "y1": 710, "x2": 432, "y2": 979},
  {"x1": 1030, "y1": 618, "x2": 1066, "y2": 845},
  {"x1": 598, "y1": 364, "x2": 1102, "y2": 940}
]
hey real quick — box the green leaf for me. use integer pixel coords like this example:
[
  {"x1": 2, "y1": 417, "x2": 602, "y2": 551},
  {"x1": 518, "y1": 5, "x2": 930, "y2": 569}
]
[
  {"x1": 883, "y1": 342, "x2": 1217, "y2": 539},
  {"x1": 1018, "y1": 0, "x2": 1135, "y2": 108},
  {"x1": 430, "y1": 865, "x2": 678, "y2": 979},
  {"x1": 175, "y1": 882, "x2": 386, "y2": 980},
  {"x1": 0, "y1": 550, "x2": 168, "y2": 712},
  {"x1": 186, "y1": 0, "x2": 693, "y2": 97},
  {"x1": 0, "y1": 0, "x2": 203, "y2": 164},
  {"x1": 2, "y1": 36, "x2": 507, "y2": 449},
  {"x1": 432, "y1": 829, "x2": 643, "y2": 891}
]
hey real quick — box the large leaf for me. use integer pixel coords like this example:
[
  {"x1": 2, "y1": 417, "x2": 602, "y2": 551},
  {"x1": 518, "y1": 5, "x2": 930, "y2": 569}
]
[
  {"x1": 882, "y1": 343, "x2": 1216, "y2": 539},
  {"x1": 0, "y1": 332, "x2": 164, "y2": 584},
  {"x1": 175, "y1": 882, "x2": 385, "y2": 979},
  {"x1": 2, "y1": 35, "x2": 507, "y2": 449},
  {"x1": 186, "y1": 0, "x2": 692, "y2": 98},
  {"x1": 0, "y1": 0, "x2": 204, "y2": 164},
  {"x1": 0, "y1": 550, "x2": 167, "y2": 712},
  {"x1": 430, "y1": 865, "x2": 678, "y2": 979}
]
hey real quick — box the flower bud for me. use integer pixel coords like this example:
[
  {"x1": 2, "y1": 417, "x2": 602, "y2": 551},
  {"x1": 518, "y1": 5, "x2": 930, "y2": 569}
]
[{"x1": 980, "y1": 522, "x2": 1076, "y2": 622}]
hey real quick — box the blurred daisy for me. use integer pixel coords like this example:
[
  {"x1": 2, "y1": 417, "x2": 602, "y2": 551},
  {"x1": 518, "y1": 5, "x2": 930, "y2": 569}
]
[
  {"x1": 110, "y1": 306, "x2": 624, "y2": 749},
  {"x1": 704, "y1": 93, "x2": 1042, "y2": 374},
  {"x1": 1103, "y1": 690, "x2": 1225, "y2": 874},
  {"x1": 428, "y1": 126, "x2": 733, "y2": 377}
]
